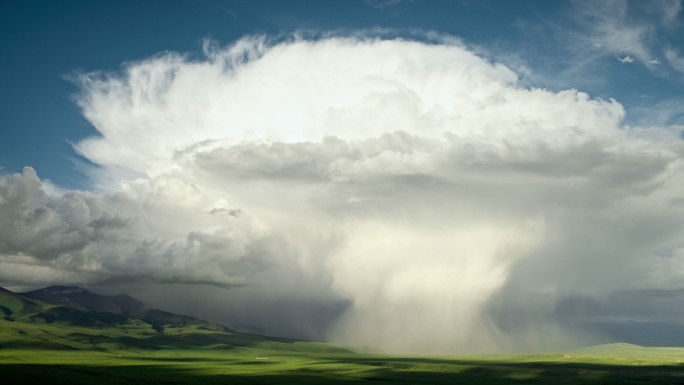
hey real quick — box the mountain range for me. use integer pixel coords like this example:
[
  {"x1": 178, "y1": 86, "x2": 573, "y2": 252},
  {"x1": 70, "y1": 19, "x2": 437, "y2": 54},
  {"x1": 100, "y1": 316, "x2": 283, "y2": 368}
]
[{"x1": 0, "y1": 285, "x2": 230, "y2": 334}]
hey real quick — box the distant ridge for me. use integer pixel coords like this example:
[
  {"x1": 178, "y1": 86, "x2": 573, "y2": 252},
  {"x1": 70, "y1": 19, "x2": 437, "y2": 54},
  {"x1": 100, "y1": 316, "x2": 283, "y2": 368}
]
[{"x1": 0, "y1": 285, "x2": 231, "y2": 333}]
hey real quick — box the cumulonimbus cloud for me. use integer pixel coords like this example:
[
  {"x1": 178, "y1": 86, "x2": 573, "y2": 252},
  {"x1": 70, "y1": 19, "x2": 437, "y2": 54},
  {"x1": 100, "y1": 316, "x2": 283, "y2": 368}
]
[{"x1": 2, "y1": 36, "x2": 684, "y2": 352}]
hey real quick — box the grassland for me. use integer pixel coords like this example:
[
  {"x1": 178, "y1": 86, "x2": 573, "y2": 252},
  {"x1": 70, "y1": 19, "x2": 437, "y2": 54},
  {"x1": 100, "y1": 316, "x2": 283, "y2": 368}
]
[{"x1": 2, "y1": 319, "x2": 684, "y2": 384}]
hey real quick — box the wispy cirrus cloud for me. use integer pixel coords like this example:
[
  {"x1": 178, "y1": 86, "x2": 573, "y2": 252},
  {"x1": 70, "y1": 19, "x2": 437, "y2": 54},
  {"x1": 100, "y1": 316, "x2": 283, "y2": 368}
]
[
  {"x1": 666, "y1": 47, "x2": 684, "y2": 73},
  {"x1": 363, "y1": 0, "x2": 415, "y2": 11},
  {"x1": 567, "y1": 0, "x2": 683, "y2": 75}
]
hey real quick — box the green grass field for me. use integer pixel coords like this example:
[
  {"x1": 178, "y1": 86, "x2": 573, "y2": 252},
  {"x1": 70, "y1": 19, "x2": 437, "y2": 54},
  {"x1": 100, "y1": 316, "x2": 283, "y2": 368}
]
[{"x1": 2, "y1": 319, "x2": 684, "y2": 384}]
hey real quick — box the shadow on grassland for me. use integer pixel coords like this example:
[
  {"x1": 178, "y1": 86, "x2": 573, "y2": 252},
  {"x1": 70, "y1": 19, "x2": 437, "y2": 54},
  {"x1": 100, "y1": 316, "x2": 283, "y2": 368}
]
[
  {"x1": 2, "y1": 359, "x2": 683, "y2": 385},
  {"x1": 63, "y1": 332, "x2": 285, "y2": 350}
]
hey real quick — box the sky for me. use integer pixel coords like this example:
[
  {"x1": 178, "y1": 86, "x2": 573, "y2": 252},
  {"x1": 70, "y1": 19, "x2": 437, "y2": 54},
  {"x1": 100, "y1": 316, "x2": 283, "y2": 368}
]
[{"x1": 1, "y1": 0, "x2": 684, "y2": 353}]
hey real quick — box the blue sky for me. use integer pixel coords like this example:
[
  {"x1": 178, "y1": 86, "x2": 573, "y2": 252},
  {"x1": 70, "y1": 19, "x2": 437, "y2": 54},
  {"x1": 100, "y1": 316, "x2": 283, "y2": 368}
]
[
  {"x1": 2, "y1": 0, "x2": 684, "y2": 352},
  {"x1": 2, "y1": 0, "x2": 683, "y2": 187}
]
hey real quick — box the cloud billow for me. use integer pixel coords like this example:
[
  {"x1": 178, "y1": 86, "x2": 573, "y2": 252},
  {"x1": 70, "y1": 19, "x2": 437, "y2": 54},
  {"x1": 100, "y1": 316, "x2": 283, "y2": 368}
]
[{"x1": 2, "y1": 36, "x2": 684, "y2": 352}]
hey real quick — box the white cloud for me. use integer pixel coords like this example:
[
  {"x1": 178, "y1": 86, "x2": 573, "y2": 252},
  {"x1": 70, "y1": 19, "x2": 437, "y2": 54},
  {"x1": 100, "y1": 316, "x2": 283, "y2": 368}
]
[
  {"x1": 619, "y1": 55, "x2": 634, "y2": 63},
  {"x1": 0, "y1": 167, "x2": 267, "y2": 285},
  {"x1": 3, "y1": 36, "x2": 684, "y2": 352}
]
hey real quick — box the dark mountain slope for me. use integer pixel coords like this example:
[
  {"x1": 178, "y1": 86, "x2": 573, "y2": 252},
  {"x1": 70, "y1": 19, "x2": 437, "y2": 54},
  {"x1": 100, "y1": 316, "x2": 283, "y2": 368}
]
[{"x1": 22, "y1": 286, "x2": 127, "y2": 314}]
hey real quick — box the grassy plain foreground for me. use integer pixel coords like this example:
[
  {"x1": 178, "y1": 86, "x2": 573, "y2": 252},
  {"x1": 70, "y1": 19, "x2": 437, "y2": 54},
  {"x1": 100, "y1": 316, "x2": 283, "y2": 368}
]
[{"x1": 2, "y1": 319, "x2": 684, "y2": 384}]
